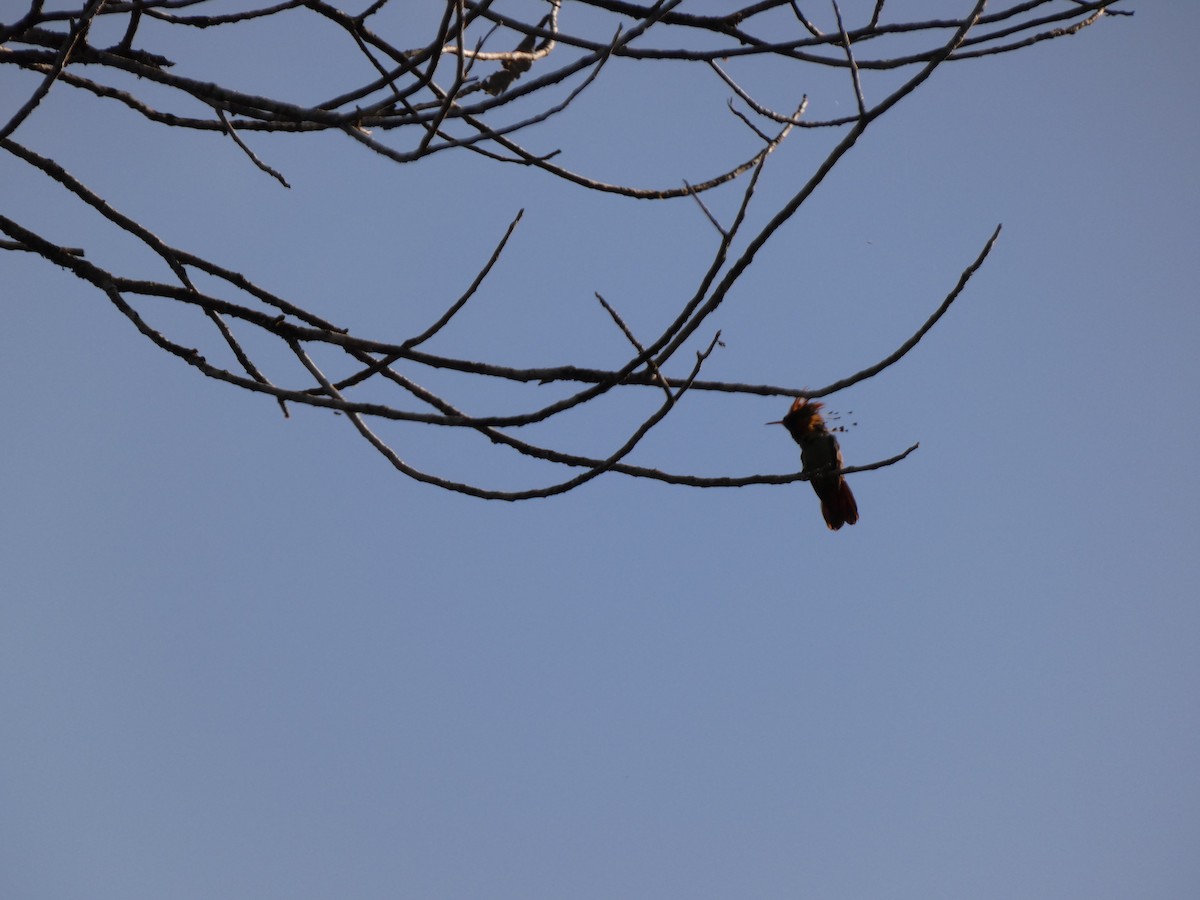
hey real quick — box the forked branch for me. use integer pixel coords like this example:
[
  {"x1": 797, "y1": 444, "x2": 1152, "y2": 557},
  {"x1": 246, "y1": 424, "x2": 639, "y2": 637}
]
[{"x1": 0, "y1": 1, "x2": 1130, "y2": 498}]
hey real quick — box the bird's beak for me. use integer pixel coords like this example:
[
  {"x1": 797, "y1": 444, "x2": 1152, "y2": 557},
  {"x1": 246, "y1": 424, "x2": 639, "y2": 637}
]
[{"x1": 766, "y1": 420, "x2": 783, "y2": 426}]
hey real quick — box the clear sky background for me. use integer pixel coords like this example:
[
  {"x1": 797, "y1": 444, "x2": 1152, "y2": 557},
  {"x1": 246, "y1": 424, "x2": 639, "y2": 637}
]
[{"x1": 2, "y1": 2, "x2": 1197, "y2": 898}]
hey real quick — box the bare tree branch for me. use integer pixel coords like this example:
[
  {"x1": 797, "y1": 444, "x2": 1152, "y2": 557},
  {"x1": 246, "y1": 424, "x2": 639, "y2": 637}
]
[{"x1": 0, "y1": 1, "x2": 1132, "y2": 500}]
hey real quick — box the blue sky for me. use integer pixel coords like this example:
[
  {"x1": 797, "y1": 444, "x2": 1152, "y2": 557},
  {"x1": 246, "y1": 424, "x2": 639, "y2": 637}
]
[{"x1": 2, "y1": 3, "x2": 1198, "y2": 898}]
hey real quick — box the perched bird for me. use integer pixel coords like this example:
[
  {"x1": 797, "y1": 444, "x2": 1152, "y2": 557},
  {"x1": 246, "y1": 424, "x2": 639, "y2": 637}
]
[{"x1": 771, "y1": 397, "x2": 859, "y2": 530}]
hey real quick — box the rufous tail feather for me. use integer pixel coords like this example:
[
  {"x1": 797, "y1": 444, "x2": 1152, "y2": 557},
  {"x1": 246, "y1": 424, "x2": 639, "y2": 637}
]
[{"x1": 819, "y1": 479, "x2": 858, "y2": 531}]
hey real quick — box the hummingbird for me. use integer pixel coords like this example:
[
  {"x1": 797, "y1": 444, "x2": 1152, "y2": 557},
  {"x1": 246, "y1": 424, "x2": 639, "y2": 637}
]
[{"x1": 770, "y1": 397, "x2": 859, "y2": 530}]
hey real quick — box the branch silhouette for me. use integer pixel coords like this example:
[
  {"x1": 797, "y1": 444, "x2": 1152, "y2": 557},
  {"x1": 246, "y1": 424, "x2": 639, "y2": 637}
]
[{"x1": 1, "y1": 0, "x2": 1131, "y2": 497}]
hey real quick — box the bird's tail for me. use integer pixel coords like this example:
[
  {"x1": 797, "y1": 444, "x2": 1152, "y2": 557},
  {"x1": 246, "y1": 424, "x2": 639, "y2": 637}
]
[{"x1": 819, "y1": 478, "x2": 859, "y2": 531}]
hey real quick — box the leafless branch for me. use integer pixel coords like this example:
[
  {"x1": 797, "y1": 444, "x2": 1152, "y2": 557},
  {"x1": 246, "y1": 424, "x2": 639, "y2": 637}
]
[
  {"x1": 831, "y1": 0, "x2": 867, "y2": 118},
  {"x1": 0, "y1": 0, "x2": 1131, "y2": 500}
]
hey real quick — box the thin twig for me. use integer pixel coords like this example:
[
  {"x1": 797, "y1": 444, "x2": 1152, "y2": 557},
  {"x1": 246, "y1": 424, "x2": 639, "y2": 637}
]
[
  {"x1": 216, "y1": 107, "x2": 291, "y2": 187},
  {"x1": 683, "y1": 179, "x2": 727, "y2": 239},
  {"x1": 0, "y1": 0, "x2": 107, "y2": 142},
  {"x1": 595, "y1": 292, "x2": 672, "y2": 398},
  {"x1": 869, "y1": 0, "x2": 886, "y2": 30},
  {"x1": 808, "y1": 224, "x2": 1002, "y2": 397},
  {"x1": 831, "y1": 0, "x2": 867, "y2": 117}
]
